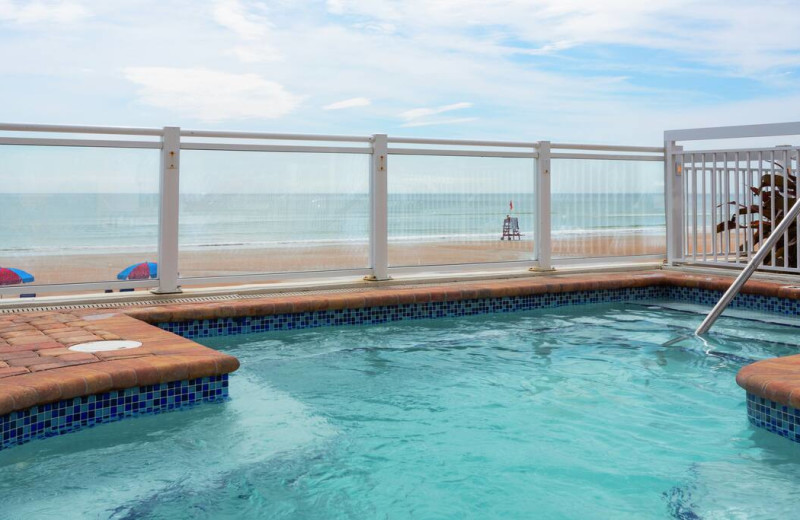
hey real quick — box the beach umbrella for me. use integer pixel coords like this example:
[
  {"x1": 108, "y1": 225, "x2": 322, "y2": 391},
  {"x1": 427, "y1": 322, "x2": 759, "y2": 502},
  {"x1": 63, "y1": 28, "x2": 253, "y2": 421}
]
[
  {"x1": 0, "y1": 267, "x2": 34, "y2": 285},
  {"x1": 117, "y1": 262, "x2": 158, "y2": 280}
]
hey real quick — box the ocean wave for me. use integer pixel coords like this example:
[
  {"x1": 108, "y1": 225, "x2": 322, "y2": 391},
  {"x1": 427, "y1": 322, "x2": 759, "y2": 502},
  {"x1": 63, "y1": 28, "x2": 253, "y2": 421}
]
[{"x1": 0, "y1": 227, "x2": 667, "y2": 257}]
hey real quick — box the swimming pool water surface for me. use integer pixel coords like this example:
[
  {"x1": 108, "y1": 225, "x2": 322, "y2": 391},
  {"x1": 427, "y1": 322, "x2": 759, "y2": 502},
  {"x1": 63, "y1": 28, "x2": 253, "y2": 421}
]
[{"x1": 1, "y1": 302, "x2": 799, "y2": 519}]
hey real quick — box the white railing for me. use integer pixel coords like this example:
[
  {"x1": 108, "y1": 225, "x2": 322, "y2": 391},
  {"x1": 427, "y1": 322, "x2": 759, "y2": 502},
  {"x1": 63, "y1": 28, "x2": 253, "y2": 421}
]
[
  {"x1": 665, "y1": 122, "x2": 800, "y2": 274},
  {"x1": 0, "y1": 123, "x2": 665, "y2": 296}
]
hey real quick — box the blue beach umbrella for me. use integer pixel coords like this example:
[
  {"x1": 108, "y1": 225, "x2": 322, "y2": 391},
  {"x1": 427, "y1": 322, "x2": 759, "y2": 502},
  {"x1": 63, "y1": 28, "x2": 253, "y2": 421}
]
[
  {"x1": 117, "y1": 262, "x2": 158, "y2": 280},
  {"x1": 0, "y1": 267, "x2": 34, "y2": 285}
]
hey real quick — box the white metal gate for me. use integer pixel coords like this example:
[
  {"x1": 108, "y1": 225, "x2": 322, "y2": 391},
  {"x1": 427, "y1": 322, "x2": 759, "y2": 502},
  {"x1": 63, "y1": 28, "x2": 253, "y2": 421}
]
[{"x1": 665, "y1": 122, "x2": 800, "y2": 273}]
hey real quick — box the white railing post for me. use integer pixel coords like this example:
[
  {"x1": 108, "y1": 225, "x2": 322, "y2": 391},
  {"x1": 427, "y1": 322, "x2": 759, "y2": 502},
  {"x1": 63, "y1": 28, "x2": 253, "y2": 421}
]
[
  {"x1": 533, "y1": 141, "x2": 553, "y2": 270},
  {"x1": 665, "y1": 139, "x2": 684, "y2": 265},
  {"x1": 153, "y1": 126, "x2": 182, "y2": 294},
  {"x1": 367, "y1": 134, "x2": 390, "y2": 281}
]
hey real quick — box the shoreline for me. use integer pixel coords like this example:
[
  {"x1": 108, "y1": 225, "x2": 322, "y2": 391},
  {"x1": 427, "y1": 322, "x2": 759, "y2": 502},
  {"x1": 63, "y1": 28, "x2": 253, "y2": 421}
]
[
  {"x1": 1, "y1": 227, "x2": 668, "y2": 258},
  {"x1": 0, "y1": 235, "x2": 666, "y2": 288}
]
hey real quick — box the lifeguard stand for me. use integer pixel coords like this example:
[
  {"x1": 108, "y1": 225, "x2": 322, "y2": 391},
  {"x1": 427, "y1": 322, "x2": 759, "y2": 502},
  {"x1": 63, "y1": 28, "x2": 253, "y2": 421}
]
[{"x1": 501, "y1": 216, "x2": 521, "y2": 240}]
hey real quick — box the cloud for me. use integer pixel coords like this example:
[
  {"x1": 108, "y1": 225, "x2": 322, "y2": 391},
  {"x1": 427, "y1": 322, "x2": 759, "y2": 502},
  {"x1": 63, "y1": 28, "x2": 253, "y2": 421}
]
[
  {"x1": 123, "y1": 67, "x2": 302, "y2": 121},
  {"x1": 401, "y1": 117, "x2": 477, "y2": 128},
  {"x1": 0, "y1": 0, "x2": 88, "y2": 24},
  {"x1": 324, "y1": 0, "x2": 800, "y2": 75},
  {"x1": 212, "y1": 0, "x2": 280, "y2": 62},
  {"x1": 212, "y1": 0, "x2": 267, "y2": 40},
  {"x1": 323, "y1": 97, "x2": 371, "y2": 110},
  {"x1": 6, "y1": 0, "x2": 800, "y2": 143},
  {"x1": 399, "y1": 102, "x2": 474, "y2": 126},
  {"x1": 514, "y1": 40, "x2": 576, "y2": 56}
]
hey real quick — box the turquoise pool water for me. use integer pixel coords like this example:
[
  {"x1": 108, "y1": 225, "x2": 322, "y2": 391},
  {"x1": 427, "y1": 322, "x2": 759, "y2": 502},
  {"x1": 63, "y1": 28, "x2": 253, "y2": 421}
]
[{"x1": 1, "y1": 302, "x2": 799, "y2": 519}]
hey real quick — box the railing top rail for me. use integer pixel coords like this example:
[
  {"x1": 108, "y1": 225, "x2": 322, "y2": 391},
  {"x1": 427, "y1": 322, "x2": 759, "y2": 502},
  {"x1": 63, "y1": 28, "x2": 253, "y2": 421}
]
[
  {"x1": 674, "y1": 146, "x2": 800, "y2": 157},
  {"x1": 388, "y1": 147, "x2": 537, "y2": 159},
  {"x1": 665, "y1": 121, "x2": 800, "y2": 142},
  {"x1": 0, "y1": 122, "x2": 164, "y2": 136},
  {"x1": 550, "y1": 152, "x2": 663, "y2": 162},
  {"x1": 181, "y1": 129, "x2": 372, "y2": 143},
  {"x1": 388, "y1": 136, "x2": 538, "y2": 148},
  {"x1": 551, "y1": 143, "x2": 664, "y2": 154}
]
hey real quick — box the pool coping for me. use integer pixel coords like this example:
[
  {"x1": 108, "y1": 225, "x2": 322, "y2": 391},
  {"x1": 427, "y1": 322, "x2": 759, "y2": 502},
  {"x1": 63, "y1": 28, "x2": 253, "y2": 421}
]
[
  {"x1": 0, "y1": 311, "x2": 239, "y2": 417},
  {"x1": 2, "y1": 269, "x2": 800, "y2": 446}
]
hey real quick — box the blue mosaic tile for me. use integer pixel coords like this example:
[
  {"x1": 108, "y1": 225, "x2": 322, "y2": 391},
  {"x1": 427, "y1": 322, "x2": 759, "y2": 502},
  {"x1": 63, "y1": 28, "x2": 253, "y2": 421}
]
[
  {"x1": 0, "y1": 375, "x2": 229, "y2": 452},
  {"x1": 747, "y1": 392, "x2": 800, "y2": 444},
  {"x1": 666, "y1": 286, "x2": 800, "y2": 315},
  {"x1": 157, "y1": 286, "x2": 668, "y2": 338},
  {"x1": 160, "y1": 285, "x2": 800, "y2": 341}
]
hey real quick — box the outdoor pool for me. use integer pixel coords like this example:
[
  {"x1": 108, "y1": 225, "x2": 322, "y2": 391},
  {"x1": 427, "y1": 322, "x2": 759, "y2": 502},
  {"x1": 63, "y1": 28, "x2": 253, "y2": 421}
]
[{"x1": 0, "y1": 302, "x2": 798, "y2": 518}]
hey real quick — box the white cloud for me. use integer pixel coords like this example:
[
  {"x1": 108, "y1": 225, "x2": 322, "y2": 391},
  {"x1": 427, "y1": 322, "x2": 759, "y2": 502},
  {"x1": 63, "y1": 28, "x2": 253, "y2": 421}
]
[
  {"x1": 325, "y1": 0, "x2": 800, "y2": 75},
  {"x1": 0, "y1": 0, "x2": 88, "y2": 24},
  {"x1": 323, "y1": 97, "x2": 371, "y2": 110},
  {"x1": 515, "y1": 40, "x2": 576, "y2": 56},
  {"x1": 212, "y1": 0, "x2": 280, "y2": 62},
  {"x1": 399, "y1": 102, "x2": 474, "y2": 126},
  {"x1": 401, "y1": 117, "x2": 477, "y2": 128},
  {"x1": 212, "y1": 0, "x2": 267, "y2": 40},
  {"x1": 231, "y1": 43, "x2": 280, "y2": 63},
  {"x1": 5, "y1": 0, "x2": 800, "y2": 143},
  {"x1": 352, "y1": 21, "x2": 396, "y2": 35},
  {"x1": 123, "y1": 67, "x2": 302, "y2": 121}
]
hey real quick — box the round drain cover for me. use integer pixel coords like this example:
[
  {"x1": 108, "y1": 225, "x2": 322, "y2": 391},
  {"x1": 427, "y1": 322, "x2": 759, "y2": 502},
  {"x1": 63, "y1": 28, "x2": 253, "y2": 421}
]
[{"x1": 69, "y1": 340, "x2": 143, "y2": 353}]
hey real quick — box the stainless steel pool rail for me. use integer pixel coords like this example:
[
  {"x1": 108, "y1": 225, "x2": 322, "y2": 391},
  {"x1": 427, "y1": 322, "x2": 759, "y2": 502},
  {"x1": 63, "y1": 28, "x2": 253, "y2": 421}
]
[{"x1": 696, "y1": 196, "x2": 800, "y2": 335}]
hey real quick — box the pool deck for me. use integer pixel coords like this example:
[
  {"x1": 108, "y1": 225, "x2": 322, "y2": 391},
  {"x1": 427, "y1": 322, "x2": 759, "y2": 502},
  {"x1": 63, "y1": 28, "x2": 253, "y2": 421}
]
[
  {"x1": 0, "y1": 311, "x2": 238, "y2": 417},
  {"x1": 1, "y1": 269, "x2": 799, "y2": 422}
]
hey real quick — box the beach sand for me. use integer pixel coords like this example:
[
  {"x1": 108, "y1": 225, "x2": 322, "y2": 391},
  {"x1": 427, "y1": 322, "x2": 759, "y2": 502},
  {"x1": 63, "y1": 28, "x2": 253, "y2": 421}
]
[{"x1": 1, "y1": 234, "x2": 666, "y2": 291}]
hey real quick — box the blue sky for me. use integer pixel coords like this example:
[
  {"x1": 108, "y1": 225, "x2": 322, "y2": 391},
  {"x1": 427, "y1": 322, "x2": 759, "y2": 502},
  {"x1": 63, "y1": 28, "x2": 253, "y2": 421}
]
[{"x1": 2, "y1": 0, "x2": 800, "y2": 145}]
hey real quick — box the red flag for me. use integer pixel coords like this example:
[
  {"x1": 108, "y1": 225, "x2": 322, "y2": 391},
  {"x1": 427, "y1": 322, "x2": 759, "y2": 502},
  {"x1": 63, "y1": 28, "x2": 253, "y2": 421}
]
[{"x1": 509, "y1": 200, "x2": 513, "y2": 211}]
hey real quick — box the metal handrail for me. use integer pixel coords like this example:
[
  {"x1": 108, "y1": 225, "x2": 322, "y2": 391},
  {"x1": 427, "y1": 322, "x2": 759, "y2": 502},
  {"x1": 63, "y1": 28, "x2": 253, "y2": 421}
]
[
  {"x1": 696, "y1": 196, "x2": 800, "y2": 335},
  {"x1": 0, "y1": 122, "x2": 163, "y2": 135}
]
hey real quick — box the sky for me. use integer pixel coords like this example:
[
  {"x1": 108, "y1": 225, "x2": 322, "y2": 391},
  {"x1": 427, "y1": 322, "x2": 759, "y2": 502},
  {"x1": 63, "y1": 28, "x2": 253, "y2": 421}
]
[{"x1": 3, "y1": 0, "x2": 800, "y2": 146}]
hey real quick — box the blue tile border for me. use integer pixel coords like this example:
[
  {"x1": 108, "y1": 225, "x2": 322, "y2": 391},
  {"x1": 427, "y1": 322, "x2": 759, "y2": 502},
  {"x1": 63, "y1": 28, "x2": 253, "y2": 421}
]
[
  {"x1": 156, "y1": 286, "x2": 800, "y2": 340},
  {"x1": 747, "y1": 392, "x2": 800, "y2": 444},
  {"x1": 157, "y1": 286, "x2": 667, "y2": 338},
  {"x1": 0, "y1": 374, "x2": 228, "y2": 452}
]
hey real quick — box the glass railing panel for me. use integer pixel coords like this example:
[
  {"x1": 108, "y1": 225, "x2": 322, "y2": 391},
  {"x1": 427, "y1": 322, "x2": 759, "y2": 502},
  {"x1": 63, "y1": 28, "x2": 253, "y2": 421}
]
[
  {"x1": 179, "y1": 151, "x2": 370, "y2": 278},
  {"x1": 551, "y1": 159, "x2": 665, "y2": 259},
  {"x1": 0, "y1": 146, "x2": 159, "y2": 290},
  {"x1": 387, "y1": 155, "x2": 535, "y2": 267}
]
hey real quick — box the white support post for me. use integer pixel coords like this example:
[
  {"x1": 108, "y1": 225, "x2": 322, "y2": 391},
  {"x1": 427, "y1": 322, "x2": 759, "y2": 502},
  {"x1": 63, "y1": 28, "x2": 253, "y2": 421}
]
[
  {"x1": 665, "y1": 139, "x2": 684, "y2": 265},
  {"x1": 532, "y1": 141, "x2": 553, "y2": 271},
  {"x1": 153, "y1": 126, "x2": 182, "y2": 294},
  {"x1": 366, "y1": 134, "x2": 390, "y2": 281}
]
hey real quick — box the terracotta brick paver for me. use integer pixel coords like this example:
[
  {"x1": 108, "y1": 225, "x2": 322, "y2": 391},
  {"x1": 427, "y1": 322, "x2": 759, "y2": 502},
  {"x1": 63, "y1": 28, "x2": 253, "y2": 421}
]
[
  {"x1": 1, "y1": 269, "x2": 800, "y2": 417},
  {"x1": 0, "y1": 310, "x2": 239, "y2": 416}
]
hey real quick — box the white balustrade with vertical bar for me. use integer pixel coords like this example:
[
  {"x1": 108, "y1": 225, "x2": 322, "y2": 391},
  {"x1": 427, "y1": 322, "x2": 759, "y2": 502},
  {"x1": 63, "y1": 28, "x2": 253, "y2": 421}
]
[
  {"x1": 665, "y1": 122, "x2": 800, "y2": 275},
  {"x1": 671, "y1": 146, "x2": 800, "y2": 273},
  {"x1": 0, "y1": 122, "x2": 666, "y2": 297}
]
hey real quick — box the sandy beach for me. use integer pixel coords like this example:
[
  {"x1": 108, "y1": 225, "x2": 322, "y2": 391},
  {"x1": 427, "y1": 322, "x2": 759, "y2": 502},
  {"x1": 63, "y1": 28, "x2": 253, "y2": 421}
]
[{"x1": 0, "y1": 234, "x2": 666, "y2": 290}]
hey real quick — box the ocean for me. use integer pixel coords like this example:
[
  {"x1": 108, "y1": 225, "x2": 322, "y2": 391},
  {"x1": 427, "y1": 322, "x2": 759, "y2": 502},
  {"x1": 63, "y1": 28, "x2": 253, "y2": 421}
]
[{"x1": 0, "y1": 193, "x2": 665, "y2": 257}]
